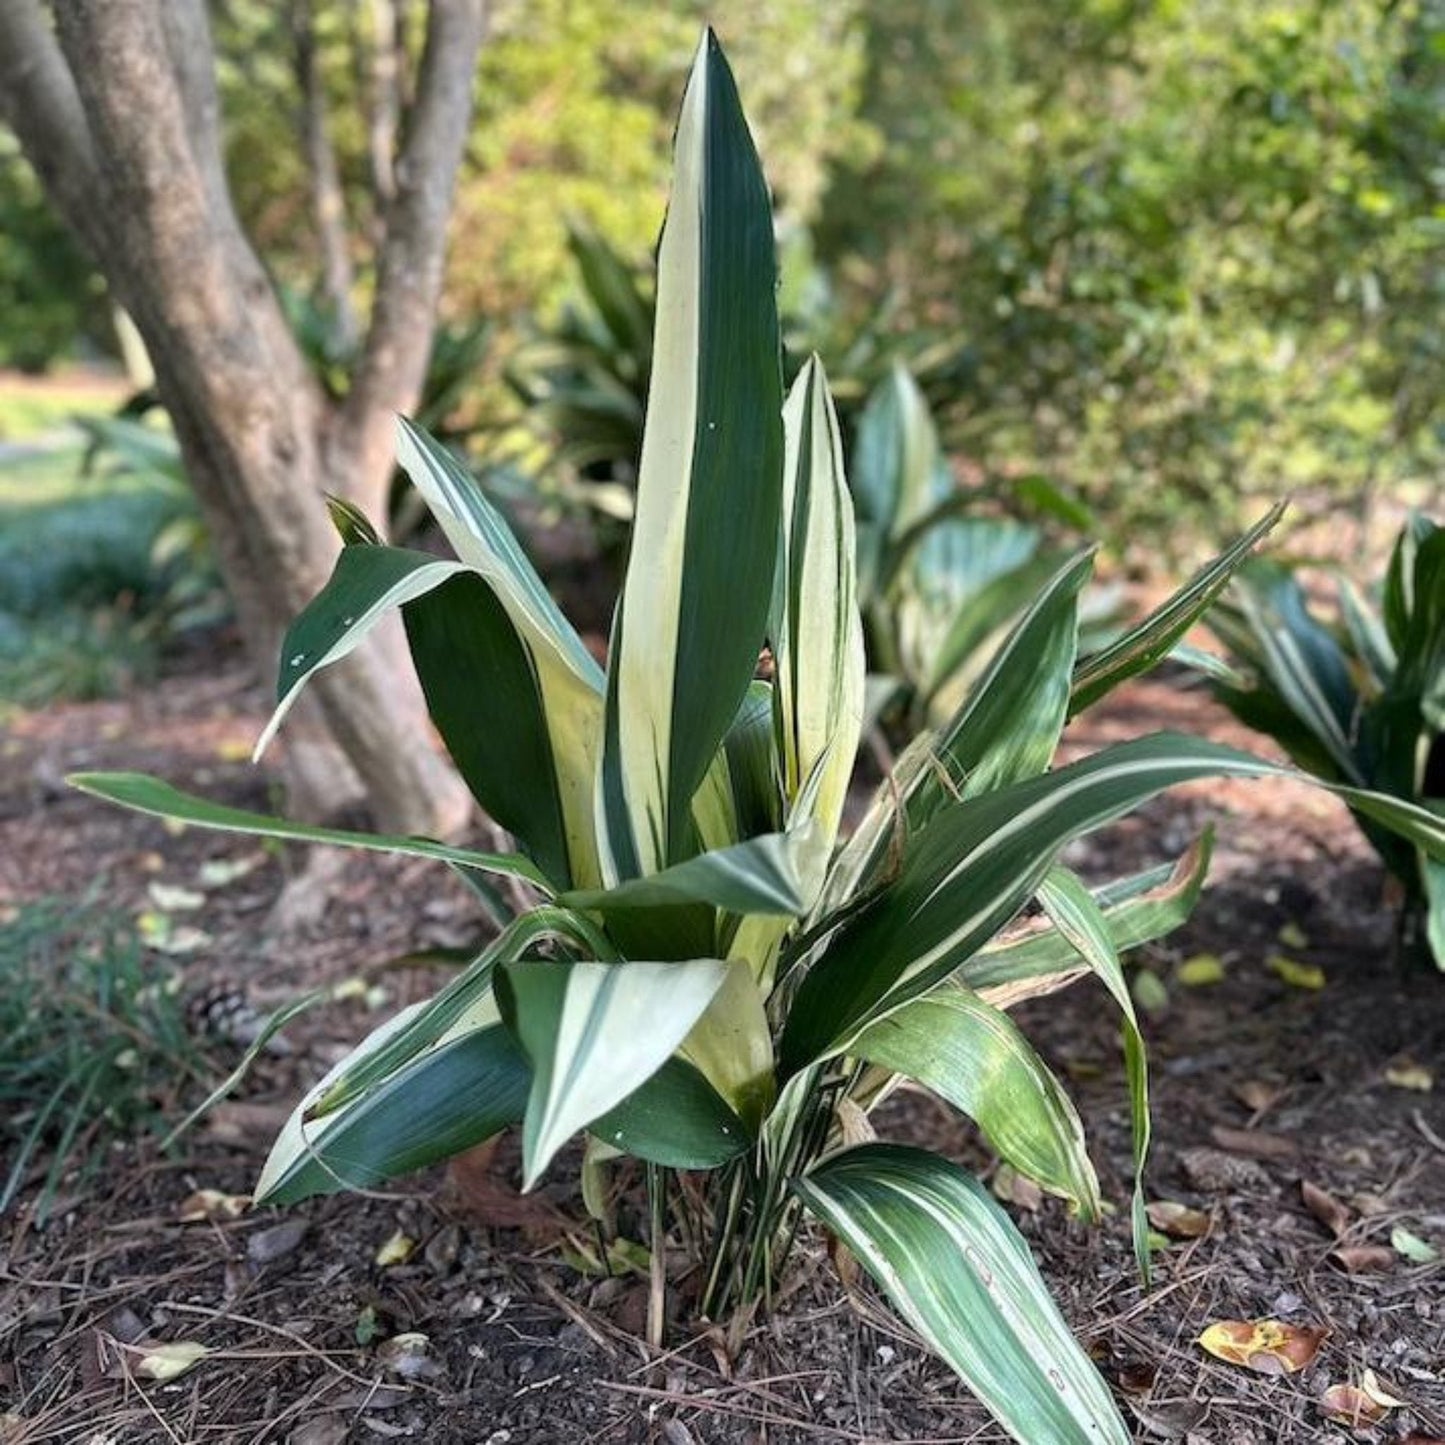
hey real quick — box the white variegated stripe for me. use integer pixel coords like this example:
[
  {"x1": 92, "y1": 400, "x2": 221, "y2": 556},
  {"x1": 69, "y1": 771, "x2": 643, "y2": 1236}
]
[
  {"x1": 253, "y1": 557, "x2": 466, "y2": 761},
  {"x1": 1237, "y1": 586, "x2": 1363, "y2": 782},
  {"x1": 394, "y1": 419, "x2": 601, "y2": 688},
  {"x1": 523, "y1": 958, "x2": 727, "y2": 1188},
  {"x1": 776, "y1": 358, "x2": 866, "y2": 853},
  {"x1": 605, "y1": 37, "x2": 709, "y2": 877},
  {"x1": 1071, "y1": 502, "x2": 1283, "y2": 709},
  {"x1": 394, "y1": 419, "x2": 606, "y2": 888},
  {"x1": 798, "y1": 1149, "x2": 1130, "y2": 1444},
  {"x1": 256, "y1": 990, "x2": 503, "y2": 1202},
  {"x1": 1038, "y1": 866, "x2": 1153, "y2": 1275}
]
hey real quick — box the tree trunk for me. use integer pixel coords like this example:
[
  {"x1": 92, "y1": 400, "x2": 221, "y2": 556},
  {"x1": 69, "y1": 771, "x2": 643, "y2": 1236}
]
[{"x1": 0, "y1": 0, "x2": 483, "y2": 837}]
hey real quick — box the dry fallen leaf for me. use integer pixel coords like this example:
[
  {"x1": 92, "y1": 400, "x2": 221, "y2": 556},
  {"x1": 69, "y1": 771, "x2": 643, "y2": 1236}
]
[
  {"x1": 1146, "y1": 1200, "x2": 1211, "y2": 1239},
  {"x1": 374, "y1": 1230, "x2": 417, "y2": 1268},
  {"x1": 134, "y1": 1341, "x2": 211, "y2": 1382},
  {"x1": 991, "y1": 1163, "x2": 1043, "y2": 1211},
  {"x1": 1300, "y1": 1180, "x2": 1350, "y2": 1238},
  {"x1": 1210, "y1": 1125, "x2": 1298, "y2": 1159},
  {"x1": 1198, "y1": 1319, "x2": 1326, "y2": 1375},
  {"x1": 1176, "y1": 954, "x2": 1225, "y2": 986},
  {"x1": 1231, "y1": 1079, "x2": 1283, "y2": 1113},
  {"x1": 1390, "y1": 1226, "x2": 1438, "y2": 1264},
  {"x1": 177, "y1": 1189, "x2": 250, "y2": 1223},
  {"x1": 1320, "y1": 1370, "x2": 1405, "y2": 1428},
  {"x1": 376, "y1": 1331, "x2": 442, "y2": 1381},
  {"x1": 1330, "y1": 1244, "x2": 1396, "y2": 1274},
  {"x1": 1385, "y1": 1060, "x2": 1434, "y2": 1092},
  {"x1": 1266, "y1": 954, "x2": 1325, "y2": 990}
]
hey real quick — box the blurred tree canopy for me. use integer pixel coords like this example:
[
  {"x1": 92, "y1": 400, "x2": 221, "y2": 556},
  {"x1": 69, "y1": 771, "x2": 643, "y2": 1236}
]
[{"x1": 3, "y1": 0, "x2": 1439, "y2": 550}]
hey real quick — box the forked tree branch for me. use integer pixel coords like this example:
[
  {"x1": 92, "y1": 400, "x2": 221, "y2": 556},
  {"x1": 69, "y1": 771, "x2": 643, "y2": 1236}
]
[
  {"x1": 0, "y1": 0, "x2": 110, "y2": 262},
  {"x1": 337, "y1": 0, "x2": 487, "y2": 503}
]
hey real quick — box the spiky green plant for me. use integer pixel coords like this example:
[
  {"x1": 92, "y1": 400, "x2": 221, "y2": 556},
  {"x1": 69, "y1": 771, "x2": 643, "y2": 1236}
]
[
  {"x1": 1206, "y1": 514, "x2": 1445, "y2": 965},
  {"x1": 73, "y1": 35, "x2": 1445, "y2": 1444}
]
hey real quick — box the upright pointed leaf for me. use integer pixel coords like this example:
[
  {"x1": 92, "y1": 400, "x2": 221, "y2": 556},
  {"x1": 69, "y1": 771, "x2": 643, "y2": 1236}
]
[
  {"x1": 599, "y1": 31, "x2": 784, "y2": 877},
  {"x1": 796, "y1": 1144, "x2": 1130, "y2": 1445},
  {"x1": 773, "y1": 356, "x2": 865, "y2": 851},
  {"x1": 395, "y1": 420, "x2": 605, "y2": 887},
  {"x1": 497, "y1": 957, "x2": 729, "y2": 1187},
  {"x1": 1070, "y1": 502, "x2": 1284, "y2": 715}
]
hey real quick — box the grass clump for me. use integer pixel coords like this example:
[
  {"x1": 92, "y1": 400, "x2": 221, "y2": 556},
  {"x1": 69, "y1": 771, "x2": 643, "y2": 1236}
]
[{"x1": 0, "y1": 898, "x2": 201, "y2": 1220}]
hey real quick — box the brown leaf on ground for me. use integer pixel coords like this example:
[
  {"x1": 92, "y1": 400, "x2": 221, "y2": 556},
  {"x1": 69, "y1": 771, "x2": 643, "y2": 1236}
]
[
  {"x1": 1210, "y1": 1125, "x2": 1299, "y2": 1159},
  {"x1": 1179, "y1": 1147, "x2": 1270, "y2": 1192},
  {"x1": 1147, "y1": 1201, "x2": 1211, "y2": 1238},
  {"x1": 1231, "y1": 1079, "x2": 1284, "y2": 1113},
  {"x1": 177, "y1": 1188, "x2": 250, "y2": 1223},
  {"x1": 1198, "y1": 1319, "x2": 1326, "y2": 1375},
  {"x1": 443, "y1": 1139, "x2": 569, "y2": 1239},
  {"x1": 1320, "y1": 1370, "x2": 1405, "y2": 1429},
  {"x1": 1329, "y1": 1244, "x2": 1396, "y2": 1274},
  {"x1": 991, "y1": 1163, "x2": 1043, "y2": 1211},
  {"x1": 1300, "y1": 1180, "x2": 1350, "y2": 1238}
]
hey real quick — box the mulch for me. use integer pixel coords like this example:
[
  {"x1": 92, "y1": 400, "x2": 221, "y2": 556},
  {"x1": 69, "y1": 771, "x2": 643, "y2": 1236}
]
[{"x1": 2, "y1": 631, "x2": 1443, "y2": 1444}]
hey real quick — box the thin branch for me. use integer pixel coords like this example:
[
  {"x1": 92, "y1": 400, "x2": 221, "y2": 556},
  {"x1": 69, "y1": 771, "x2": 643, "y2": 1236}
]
[
  {"x1": 336, "y1": 0, "x2": 487, "y2": 508},
  {"x1": 292, "y1": 0, "x2": 361, "y2": 348},
  {"x1": 0, "y1": 0, "x2": 110, "y2": 262}
]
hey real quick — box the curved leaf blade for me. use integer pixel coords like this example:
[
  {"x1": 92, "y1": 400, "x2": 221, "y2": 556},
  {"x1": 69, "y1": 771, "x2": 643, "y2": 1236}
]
[
  {"x1": 256, "y1": 996, "x2": 529, "y2": 1206},
  {"x1": 851, "y1": 990, "x2": 1100, "y2": 1217},
  {"x1": 592, "y1": 1055, "x2": 751, "y2": 1168},
  {"x1": 796, "y1": 1143, "x2": 1130, "y2": 1445},
  {"x1": 68, "y1": 772, "x2": 549, "y2": 888},
  {"x1": 497, "y1": 957, "x2": 730, "y2": 1187}
]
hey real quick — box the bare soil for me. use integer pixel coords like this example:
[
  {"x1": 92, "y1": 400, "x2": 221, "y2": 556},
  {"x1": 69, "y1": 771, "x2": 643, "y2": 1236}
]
[{"x1": 2, "y1": 631, "x2": 1443, "y2": 1445}]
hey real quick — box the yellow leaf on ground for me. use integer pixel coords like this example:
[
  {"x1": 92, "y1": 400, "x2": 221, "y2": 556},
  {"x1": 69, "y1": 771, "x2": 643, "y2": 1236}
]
[
  {"x1": 1266, "y1": 954, "x2": 1325, "y2": 990},
  {"x1": 135, "y1": 1341, "x2": 211, "y2": 1382},
  {"x1": 177, "y1": 1189, "x2": 250, "y2": 1223},
  {"x1": 374, "y1": 1230, "x2": 417, "y2": 1267},
  {"x1": 1176, "y1": 954, "x2": 1225, "y2": 986},
  {"x1": 1384, "y1": 1060, "x2": 1433, "y2": 1092},
  {"x1": 1198, "y1": 1319, "x2": 1326, "y2": 1375}
]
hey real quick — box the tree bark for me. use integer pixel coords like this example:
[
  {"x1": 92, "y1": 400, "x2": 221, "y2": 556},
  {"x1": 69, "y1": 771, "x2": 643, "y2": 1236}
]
[
  {"x1": 1, "y1": 0, "x2": 482, "y2": 837},
  {"x1": 292, "y1": 0, "x2": 361, "y2": 351}
]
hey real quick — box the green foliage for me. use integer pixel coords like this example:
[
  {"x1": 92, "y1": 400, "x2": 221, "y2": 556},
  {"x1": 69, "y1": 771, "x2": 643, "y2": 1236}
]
[
  {"x1": 1207, "y1": 515, "x2": 1445, "y2": 964},
  {"x1": 822, "y1": 0, "x2": 1445, "y2": 552},
  {"x1": 0, "y1": 135, "x2": 108, "y2": 370},
  {"x1": 0, "y1": 899, "x2": 199, "y2": 1220},
  {"x1": 73, "y1": 36, "x2": 1445, "y2": 1444},
  {"x1": 0, "y1": 426, "x2": 221, "y2": 706}
]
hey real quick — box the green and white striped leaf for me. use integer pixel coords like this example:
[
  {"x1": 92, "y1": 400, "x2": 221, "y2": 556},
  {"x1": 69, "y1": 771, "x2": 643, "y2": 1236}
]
[
  {"x1": 773, "y1": 356, "x2": 865, "y2": 852},
  {"x1": 851, "y1": 990, "x2": 1100, "y2": 1217},
  {"x1": 796, "y1": 1144, "x2": 1130, "y2": 1445},
  {"x1": 592, "y1": 1056, "x2": 751, "y2": 1168},
  {"x1": 256, "y1": 992, "x2": 529, "y2": 1205},
  {"x1": 307, "y1": 907, "x2": 612, "y2": 1121},
  {"x1": 963, "y1": 831, "x2": 1214, "y2": 997},
  {"x1": 783, "y1": 732, "x2": 1445, "y2": 1069},
  {"x1": 68, "y1": 772, "x2": 548, "y2": 889},
  {"x1": 497, "y1": 957, "x2": 730, "y2": 1188},
  {"x1": 253, "y1": 543, "x2": 466, "y2": 760},
  {"x1": 561, "y1": 823, "x2": 823, "y2": 918},
  {"x1": 1070, "y1": 502, "x2": 1284, "y2": 715},
  {"x1": 395, "y1": 418, "x2": 605, "y2": 887},
  {"x1": 250, "y1": 541, "x2": 580, "y2": 883},
  {"x1": 1037, "y1": 867, "x2": 1152, "y2": 1280},
  {"x1": 598, "y1": 31, "x2": 784, "y2": 878}
]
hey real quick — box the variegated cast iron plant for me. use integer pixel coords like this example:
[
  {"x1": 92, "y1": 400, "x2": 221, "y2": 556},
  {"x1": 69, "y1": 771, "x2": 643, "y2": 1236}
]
[{"x1": 75, "y1": 35, "x2": 1445, "y2": 1444}]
